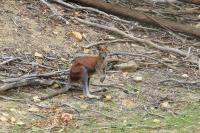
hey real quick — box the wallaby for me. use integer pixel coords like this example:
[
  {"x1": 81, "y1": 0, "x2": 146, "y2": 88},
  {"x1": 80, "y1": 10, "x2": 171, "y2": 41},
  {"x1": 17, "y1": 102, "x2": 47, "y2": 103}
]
[{"x1": 69, "y1": 46, "x2": 108, "y2": 99}]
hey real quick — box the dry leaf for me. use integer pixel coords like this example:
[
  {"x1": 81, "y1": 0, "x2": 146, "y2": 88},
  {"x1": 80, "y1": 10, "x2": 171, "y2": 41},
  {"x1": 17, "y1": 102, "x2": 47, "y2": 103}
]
[
  {"x1": 104, "y1": 95, "x2": 112, "y2": 101},
  {"x1": 80, "y1": 105, "x2": 88, "y2": 109},
  {"x1": 68, "y1": 31, "x2": 82, "y2": 42},
  {"x1": 34, "y1": 52, "x2": 43, "y2": 58},
  {"x1": 153, "y1": 119, "x2": 160, "y2": 123},
  {"x1": 28, "y1": 106, "x2": 40, "y2": 112},
  {"x1": 0, "y1": 116, "x2": 8, "y2": 122},
  {"x1": 133, "y1": 76, "x2": 143, "y2": 82},
  {"x1": 161, "y1": 101, "x2": 171, "y2": 109},
  {"x1": 61, "y1": 113, "x2": 73, "y2": 123},
  {"x1": 122, "y1": 72, "x2": 128, "y2": 78},
  {"x1": 53, "y1": 31, "x2": 59, "y2": 35},
  {"x1": 10, "y1": 117, "x2": 16, "y2": 123},
  {"x1": 32, "y1": 96, "x2": 41, "y2": 102},
  {"x1": 74, "y1": 11, "x2": 81, "y2": 17},
  {"x1": 61, "y1": 57, "x2": 67, "y2": 62},
  {"x1": 43, "y1": 47, "x2": 51, "y2": 52},
  {"x1": 32, "y1": 112, "x2": 73, "y2": 128},
  {"x1": 83, "y1": 48, "x2": 90, "y2": 54},
  {"x1": 16, "y1": 121, "x2": 25, "y2": 125},
  {"x1": 182, "y1": 74, "x2": 189, "y2": 78},
  {"x1": 195, "y1": 23, "x2": 200, "y2": 29},
  {"x1": 2, "y1": 113, "x2": 9, "y2": 117},
  {"x1": 122, "y1": 99, "x2": 135, "y2": 109},
  {"x1": 79, "y1": 95, "x2": 86, "y2": 99},
  {"x1": 10, "y1": 108, "x2": 17, "y2": 112}
]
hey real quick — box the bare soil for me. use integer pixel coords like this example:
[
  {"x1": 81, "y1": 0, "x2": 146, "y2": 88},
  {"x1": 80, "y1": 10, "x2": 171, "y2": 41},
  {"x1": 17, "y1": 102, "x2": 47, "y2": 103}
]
[{"x1": 0, "y1": 0, "x2": 200, "y2": 133}]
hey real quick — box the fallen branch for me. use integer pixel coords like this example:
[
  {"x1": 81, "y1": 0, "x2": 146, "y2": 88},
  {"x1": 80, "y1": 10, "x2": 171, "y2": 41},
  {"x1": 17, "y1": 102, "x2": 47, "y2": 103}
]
[
  {"x1": 160, "y1": 79, "x2": 200, "y2": 87},
  {"x1": 83, "y1": 39, "x2": 134, "y2": 48},
  {"x1": 17, "y1": 61, "x2": 56, "y2": 70},
  {"x1": 40, "y1": 0, "x2": 69, "y2": 24},
  {"x1": 91, "y1": 83, "x2": 132, "y2": 94},
  {"x1": 2, "y1": 70, "x2": 69, "y2": 83},
  {"x1": 0, "y1": 57, "x2": 22, "y2": 65},
  {"x1": 177, "y1": 0, "x2": 200, "y2": 4},
  {"x1": 0, "y1": 95, "x2": 24, "y2": 101},
  {"x1": 108, "y1": 52, "x2": 177, "y2": 70},
  {"x1": 53, "y1": 0, "x2": 133, "y2": 24},
  {"x1": 75, "y1": 17, "x2": 199, "y2": 65},
  {"x1": 91, "y1": 109, "x2": 117, "y2": 120},
  {"x1": 39, "y1": 86, "x2": 70, "y2": 100},
  {"x1": 143, "y1": 105, "x2": 165, "y2": 119},
  {"x1": 0, "y1": 79, "x2": 59, "y2": 92},
  {"x1": 67, "y1": 0, "x2": 200, "y2": 37}
]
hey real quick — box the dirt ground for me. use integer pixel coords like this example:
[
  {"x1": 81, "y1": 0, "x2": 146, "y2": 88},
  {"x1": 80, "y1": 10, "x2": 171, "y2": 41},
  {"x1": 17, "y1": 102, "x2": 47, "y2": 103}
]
[{"x1": 0, "y1": 0, "x2": 200, "y2": 133}]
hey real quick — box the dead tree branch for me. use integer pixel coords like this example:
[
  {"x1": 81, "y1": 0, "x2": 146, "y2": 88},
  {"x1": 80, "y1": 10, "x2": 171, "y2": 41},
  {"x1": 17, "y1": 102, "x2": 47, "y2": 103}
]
[
  {"x1": 160, "y1": 79, "x2": 200, "y2": 87},
  {"x1": 40, "y1": 0, "x2": 69, "y2": 24},
  {"x1": 0, "y1": 79, "x2": 58, "y2": 92},
  {"x1": 2, "y1": 70, "x2": 69, "y2": 83},
  {"x1": 75, "y1": 17, "x2": 199, "y2": 65},
  {"x1": 67, "y1": 0, "x2": 200, "y2": 37},
  {"x1": 83, "y1": 39, "x2": 134, "y2": 48},
  {"x1": 39, "y1": 86, "x2": 70, "y2": 100},
  {"x1": 0, "y1": 57, "x2": 22, "y2": 65},
  {"x1": 109, "y1": 52, "x2": 177, "y2": 70}
]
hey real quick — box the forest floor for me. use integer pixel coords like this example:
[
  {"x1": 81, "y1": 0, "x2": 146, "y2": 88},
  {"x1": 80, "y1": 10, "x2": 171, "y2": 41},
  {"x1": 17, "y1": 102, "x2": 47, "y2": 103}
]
[{"x1": 0, "y1": 0, "x2": 200, "y2": 133}]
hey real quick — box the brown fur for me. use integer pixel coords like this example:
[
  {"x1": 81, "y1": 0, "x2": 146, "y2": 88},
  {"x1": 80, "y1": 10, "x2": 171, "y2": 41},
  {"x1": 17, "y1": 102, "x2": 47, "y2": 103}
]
[{"x1": 70, "y1": 55, "x2": 104, "y2": 82}]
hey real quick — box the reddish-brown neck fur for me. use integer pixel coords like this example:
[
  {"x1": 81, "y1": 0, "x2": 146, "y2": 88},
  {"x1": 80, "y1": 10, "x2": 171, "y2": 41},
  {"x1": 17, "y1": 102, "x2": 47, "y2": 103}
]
[{"x1": 70, "y1": 55, "x2": 103, "y2": 82}]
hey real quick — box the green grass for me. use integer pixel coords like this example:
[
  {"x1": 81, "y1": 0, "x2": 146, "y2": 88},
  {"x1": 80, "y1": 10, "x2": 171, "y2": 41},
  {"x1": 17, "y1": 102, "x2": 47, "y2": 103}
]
[
  {"x1": 62, "y1": 102, "x2": 200, "y2": 133},
  {"x1": 9, "y1": 98, "x2": 200, "y2": 133}
]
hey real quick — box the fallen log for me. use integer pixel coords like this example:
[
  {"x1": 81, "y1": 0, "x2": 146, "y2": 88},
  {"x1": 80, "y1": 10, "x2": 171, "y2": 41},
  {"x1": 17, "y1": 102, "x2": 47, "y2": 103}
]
[
  {"x1": 66, "y1": 0, "x2": 200, "y2": 37},
  {"x1": 178, "y1": 0, "x2": 200, "y2": 4}
]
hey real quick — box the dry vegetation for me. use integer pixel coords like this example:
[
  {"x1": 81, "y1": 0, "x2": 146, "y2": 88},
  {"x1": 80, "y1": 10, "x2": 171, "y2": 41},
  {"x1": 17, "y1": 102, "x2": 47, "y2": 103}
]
[{"x1": 0, "y1": 0, "x2": 200, "y2": 132}]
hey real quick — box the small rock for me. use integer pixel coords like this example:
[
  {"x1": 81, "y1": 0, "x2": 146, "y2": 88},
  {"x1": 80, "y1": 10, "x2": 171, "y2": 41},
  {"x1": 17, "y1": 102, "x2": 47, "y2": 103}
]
[
  {"x1": 114, "y1": 61, "x2": 138, "y2": 72},
  {"x1": 10, "y1": 117, "x2": 16, "y2": 123},
  {"x1": 2, "y1": 113, "x2": 9, "y2": 117},
  {"x1": 16, "y1": 121, "x2": 25, "y2": 125},
  {"x1": 182, "y1": 74, "x2": 189, "y2": 78},
  {"x1": 32, "y1": 96, "x2": 41, "y2": 102},
  {"x1": 161, "y1": 101, "x2": 171, "y2": 109},
  {"x1": 133, "y1": 76, "x2": 143, "y2": 82},
  {"x1": 80, "y1": 105, "x2": 88, "y2": 109},
  {"x1": 28, "y1": 106, "x2": 39, "y2": 112},
  {"x1": 83, "y1": 48, "x2": 90, "y2": 54},
  {"x1": 53, "y1": 31, "x2": 59, "y2": 35},
  {"x1": 104, "y1": 95, "x2": 112, "y2": 101},
  {"x1": 122, "y1": 99, "x2": 136, "y2": 109},
  {"x1": 195, "y1": 23, "x2": 200, "y2": 29},
  {"x1": 61, "y1": 57, "x2": 67, "y2": 62},
  {"x1": 106, "y1": 35, "x2": 115, "y2": 40},
  {"x1": 169, "y1": 69, "x2": 173, "y2": 73},
  {"x1": 0, "y1": 116, "x2": 8, "y2": 122},
  {"x1": 34, "y1": 52, "x2": 43, "y2": 58},
  {"x1": 10, "y1": 108, "x2": 17, "y2": 112}
]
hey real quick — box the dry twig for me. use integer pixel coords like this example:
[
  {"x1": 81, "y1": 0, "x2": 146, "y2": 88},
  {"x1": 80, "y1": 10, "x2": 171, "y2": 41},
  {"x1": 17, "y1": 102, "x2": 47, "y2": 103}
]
[
  {"x1": 40, "y1": 0, "x2": 69, "y2": 24},
  {"x1": 0, "y1": 95, "x2": 24, "y2": 101},
  {"x1": 2, "y1": 70, "x2": 69, "y2": 83},
  {"x1": 143, "y1": 105, "x2": 165, "y2": 119},
  {"x1": 83, "y1": 39, "x2": 134, "y2": 48},
  {"x1": 160, "y1": 79, "x2": 200, "y2": 87},
  {"x1": 0, "y1": 79, "x2": 59, "y2": 92},
  {"x1": 39, "y1": 86, "x2": 70, "y2": 100},
  {"x1": 109, "y1": 52, "x2": 177, "y2": 70},
  {"x1": 0, "y1": 57, "x2": 22, "y2": 65}
]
